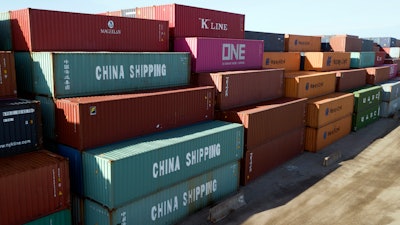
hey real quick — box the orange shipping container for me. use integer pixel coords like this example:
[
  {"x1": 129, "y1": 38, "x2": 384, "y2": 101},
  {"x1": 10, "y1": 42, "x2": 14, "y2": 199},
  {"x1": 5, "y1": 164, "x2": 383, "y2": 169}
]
[
  {"x1": 284, "y1": 71, "x2": 336, "y2": 99},
  {"x1": 285, "y1": 34, "x2": 321, "y2": 52},
  {"x1": 335, "y1": 69, "x2": 367, "y2": 92},
  {"x1": 262, "y1": 52, "x2": 301, "y2": 71},
  {"x1": 366, "y1": 66, "x2": 391, "y2": 85},
  {"x1": 329, "y1": 35, "x2": 362, "y2": 52},
  {"x1": 304, "y1": 52, "x2": 351, "y2": 71},
  {"x1": 306, "y1": 92, "x2": 354, "y2": 128},
  {"x1": 305, "y1": 115, "x2": 352, "y2": 152}
]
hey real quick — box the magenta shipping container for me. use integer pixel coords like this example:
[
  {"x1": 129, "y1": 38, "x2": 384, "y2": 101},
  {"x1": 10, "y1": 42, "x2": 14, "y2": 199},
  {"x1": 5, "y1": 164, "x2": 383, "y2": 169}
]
[
  {"x1": 56, "y1": 86, "x2": 215, "y2": 150},
  {"x1": 174, "y1": 37, "x2": 263, "y2": 73},
  {"x1": 9, "y1": 8, "x2": 168, "y2": 51}
]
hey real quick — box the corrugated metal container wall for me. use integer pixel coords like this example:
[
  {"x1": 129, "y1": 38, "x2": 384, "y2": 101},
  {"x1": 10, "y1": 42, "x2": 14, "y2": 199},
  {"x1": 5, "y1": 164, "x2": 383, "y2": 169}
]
[
  {"x1": 366, "y1": 66, "x2": 390, "y2": 85},
  {"x1": 374, "y1": 52, "x2": 386, "y2": 66},
  {"x1": 216, "y1": 97, "x2": 306, "y2": 150},
  {"x1": 0, "y1": 99, "x2": 42, "y2": 157},
  {"x1": 34, "y1": 95, "x2": 56, "y2": 140},
  {"x1": 367, "y1": 37, "x2": 397, "y2": 48},
  {"x1": 0, "y1": 12, "x2": 12, "y2": 50},
  {"x1": 56, "y1": 86, "x2": 215, "y2": 150},
  {"x1": 262, "y1": 52, "x2": 301, "y2": 71},
  {"x1": 83, "y1": 120, "x2": 243, "y2": 209},
  {"x1": 15, "y1": 52, "x2": 190, "y2": 98},
  {"x1": 303, "y1": 52, "x2": 351, "y2": 71},
  {"x1": 137, "y1": 4, "x2": 245, "y2": 39},
  {"x1": 58, "y1": 144, "x2": 84, "y2": 196},
  {"x1": 121, "y1": 8, "x2": 136, "y2": 17},
  {"x1": 352, "y1": 85, "x2": 382, "y2": 113},
  {"x1": 306, "y1": 93, "x2": 354, "y2": 128},
  {"x1": 71, "y1": 194, "x2": 84, "y2": 225},
  {"x1": 335, "y1": 69, "x2": 367, "y2": 92},
  {"x1": 352, "y1": 105, "x2": 380, "y2": 131},
  {"x1": 84, "y1": 161, "x2": 240, "y2": 225},
  {"x1": 361, "y1": 39, "x2": 374, "y2": 52},
  {"x1": 384, "y1": 58, "x2": 400, "y2": 73},
  {"x1": 380, "y1": 80, "x2": 400, "y2": 102},
  {"x1": 174, "y1": 37, "x2": 263, "y2": 73},
  {"x1": 241, "y1": 127, "x2": 304, "y2": 185},
  {"x1": 0, "y1": 150, "x2": 70, "y2": 225},
  {"x1": 10, "y1": 8, "x2": 169, "y2": 51},
  {"x1": 321, "y1": 35, "x2": 333, "y2": 52},
  {"x1": 194, "y1": 69, "x2": 284, "y2": 110},
  {"x1": 385, "y1": 63, "x2": 399, "y2": 79},
  {"x1": 0, "y1": 51, "x2": 17, "y2": 99},
  {"x1": 350, "y1": 52, "x2": 375, "y2": 68},
  {"x1": 284, "y1": 71, "x2": 337, "y2": 98},
  {"x1": 383, "y1": 47, "x2": 400, "y2": 59},
  {"x1": 23, "y1": 209, "x2": 72, "y2": 225},
  {"x1": 380, "y1": 98, "x2": 400, "y2": 118},
  {"x1": 329, "y1": 35, "x2": 362, "y2": 52},
  {"x1": 284, "y1": 34, "x2": 321, "y2": 52},
  {"x1": 99, "y1": 10, "x2": 122, "y2": 17},
  {"x1": 245, "y1": 31, "x2": 285, "y2": 52}
]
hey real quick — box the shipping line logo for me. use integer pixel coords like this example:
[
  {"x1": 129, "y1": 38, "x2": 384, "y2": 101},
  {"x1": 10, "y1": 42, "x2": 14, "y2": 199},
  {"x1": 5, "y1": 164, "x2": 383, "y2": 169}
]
[
  {"x1": 222, "y1": 43, "x2": 246, "y2": 66},
  {"x1": 199, "y1": 18, "x2": 228, "y2": 31},
  {"x1": 265, "y1": 58, "x2": 285, "y2": 65},
  {"x1": 294, "y1": 39, "x2": 310, "y2": 46},
  {"x1": 100, "y1": 20, "x2": 121, "y2": 35}
]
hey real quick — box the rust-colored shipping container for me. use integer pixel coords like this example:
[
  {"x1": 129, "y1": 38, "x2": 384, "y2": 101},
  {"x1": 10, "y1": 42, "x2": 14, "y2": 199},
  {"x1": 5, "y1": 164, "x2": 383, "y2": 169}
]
[
  {"x1": 241, "y1": 127, "x2": 304, "y2": 185},
  {"x1": 306, "y1": 92, "x2": 354, "y2": 128},
  {"x1": 194, "y1": 69, "x2": 284, "y2": 110},
  {"x1": 0, "y1": 51, "x2": 17, "y2": 99},
  {"x1": 374, "y1": 51, "x2": 386, "y2": 66},
  {"x1": 305, "y1": 115, "x2": 352, "y2": 152},
  {"x1": 262, "y1": 52, "x2": 301, "y2": 71},
  {"x1": 329, "y1": 35, "x2": 362, "y2": 52},
  {"x1": 366, "y1": 66, "x2": 391, "y2": 85},
  {"x1": 9, "y1": 8, "x2": 168, "y2": 51},
  {"x1": 0, "y1": 150, "x2": 70, "y2": 225},
  {"x1": 284, "y1": 71, "x2": 336, "y2": 99},
  {"x1": 56, "y1": 86, "x2": 215, "y2": 150},
  {"x1": 303, "y1": 52, "x2": 351, "y2": 71},
  {"x1": 285, "y1": 34, "x2": 321, "y2": 52},
  {"x1": 216, "y1": 97, "x2": 306, "y2": 150},
  {"x1": 384, "y1": 58, "x2": 400, "y2": 73},
  {"x1": 335, "y1": 69, "x2": 367, "y2": 92}
]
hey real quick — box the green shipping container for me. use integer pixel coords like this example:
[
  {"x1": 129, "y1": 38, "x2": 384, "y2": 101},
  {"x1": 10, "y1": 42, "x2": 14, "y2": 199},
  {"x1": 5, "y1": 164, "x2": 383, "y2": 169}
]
[
  {"x1": 23, "y1": 209, "x2": 72, "y2": 225},
  {"x1": 352, "y1": 105, "x2": 380, "y2": 131},
  {"x1": 85, "y1": 161, "x2": 240, "y2": 225},
  {"x1": 351, "y1": 85, "x2": 382, "y2": 113},
  {"x1": 0, "y1": 12, "x2": 12, "y2": 50},
  {"x1": 83, "y1": 120, "x2": 244, "y2": 209},
  {"x1": 350, "y1": 52, "x2": 375, "y2": 68},
  {"x1": 14, "y1": 52, "x2": 190, "y2": 98}
]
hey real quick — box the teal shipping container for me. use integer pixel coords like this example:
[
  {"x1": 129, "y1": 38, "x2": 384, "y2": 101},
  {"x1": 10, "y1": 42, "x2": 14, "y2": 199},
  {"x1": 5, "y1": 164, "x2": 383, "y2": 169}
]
[
  {"x1": 352, "y1": 105, "x2": 380, "y2": 131},
  {"x1": 350, "y1": 52, "x2": 375, "y2": 68},
  {"x1": 23, "y1": 209, "x2": 72, "y2": 225},
  {"x1": 83, "y1": 120, "x2": 243, "y2": 209},
  {"x1": 35, "y1": 95, "x2": 56, "y2": 140},
  {"x1": 351, "y1": 85, "x2": 382, "y2": 113},
  {"x1": 380, "y1": 80, "x2": 400, "y2": 102},
  {"x1": 84, "y1": 161, "x2": 240, "y2": 225},
  {"x1": 380, "y1": 97, "x2": 400, "y2": 118},
  {"x1": 0, "y1": 12, "x2": 12, "y2": 50},
  {"x1": 14, "y1": 52, "x2": 190, "y2": 98}
]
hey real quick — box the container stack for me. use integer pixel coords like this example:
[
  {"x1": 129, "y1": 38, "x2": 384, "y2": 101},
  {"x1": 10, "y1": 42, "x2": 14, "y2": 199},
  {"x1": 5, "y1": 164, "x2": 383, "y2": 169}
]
[
  {"x1": 351, "y1": 85, "x2": 383, "y2": 131},
  {"x1": 379, "y1": 80, "x2": 400, "y2": 117}
]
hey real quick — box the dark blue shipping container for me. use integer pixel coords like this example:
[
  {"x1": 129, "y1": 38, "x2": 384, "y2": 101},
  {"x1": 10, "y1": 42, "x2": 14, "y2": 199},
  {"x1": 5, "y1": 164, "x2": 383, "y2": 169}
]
[
  {"x1": 58, "y1": 144, "x2": 84, "y2": 196},
  {"x1": 245, "y1": 31, "x2": 284, "y2": 52},
  {"x1": 366, "y1": 37, "x2": 397, "y2": 47},
  {"x1": 361, "y1": 39, "x2": 374, "y2": 52}
]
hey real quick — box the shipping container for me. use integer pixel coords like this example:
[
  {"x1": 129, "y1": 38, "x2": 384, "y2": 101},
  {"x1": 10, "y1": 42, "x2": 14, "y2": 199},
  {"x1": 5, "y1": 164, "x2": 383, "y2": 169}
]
[
  {"x1": 373, "y1": 43, "x2": 382, "y2": 52},
  {"x1": 384, "y1": 58, "x2": 400, "y2": 73},
  {"x1": 262, "y1": 52, "x2": 301, "y2": 71},
  {"x1": 366, "y1": 37, "x2": 397, "y2": 48},
  {"x1": 241, "y1": 127, "x2": 304, "y2": 186},
  {"x1": 56, "y1": 86, "x2": 215, "y2": 150},
  {"x1": 15, "y1": 52, "x2": 190, "y2": 98},
  {"x1": 352, "y1": 104, "x2": 380, "y2": 131},
  {"x1": 351, "y1": 85, "x2": 382, "y2": 113},
  {"x1": 71, "y1": 194, "x2": 84, "y2": 225},
  {"x1": 194, "y1": 69, "x2": 284, "y2": 110},
  {"x1": 174, "y1": 37, "x2": 263, "y2": 73},
  {"x1": 99, "y1": 8, "x2": 136, "y2": 18},
  {"x1": 58, "y1": 145, "x2": 84, "y2": 196},
  {"x1": 245, "y1": 31, "x2": 284, "y2": 52},
  {"x1": 350, "y1": 52, "x2": 375, "y2": 68},
  {"x1": 136, "y1": 4, "x2": 245, "y2": 38},
  {"x1": 305, "y1": 115, "x2": 352, "y2": 152},
  {"x1": 284, "y1": 71, "x2": 337, "y2": 98},
  {"x1": 0, "y1": 51, "x2": 17, "y2": 99},
  {"x1": 216, "y1": 97, "x2": 306, "y2": 150},
  {"x1": 361, "y1": 39, "x2": 374, "y2": 52},
  {"x1": 0, "y1": 99, "x2": 42, "y2": 157},
  {"x1": 306, "y1": 92, "x2": 354, "y2": 128},
  {"x1": 0, "y1": 150, "x2": 70, "y2": 225},
  {"x1": 384, "y1": 63, "x2": 399, "y2": 79},
  {"x1": 380, "y1": 97, "x2": 400, "y2": 118},
  {"x1": 285, "y1": 34, "x2": 321, "y2": 52},
  {"x1": 34, "y1": 95, "x2": 56, "y2": 140},
  {"x1": 84, "y1": 161, "x2": 240, "y2": 225},
  {"x1": 381, "y1": 80, "x2": 400, "y2": 102},
  {"x1": 303, "y1": 52, "x2": 351, "y2": 71},
  {"x1": 0, "y1": 12, "x2": 12, "y2": 50},
  {"x1": 321, "y1": 35, "x2": 333, "y2": 52},
  {"x1": 335, "y1": 69, "x2": 367, "y2": 92},
  {"x1": 374, "y1": 51, "x2": 387, "y2": 66},
  {"x1": 329, "y1": 35, "x2": 362, "y2": 52},
  {"x1": 83, "y1": 120, "x2": 243, "y2": 209},
  {"x1": 23, "y1": 209, "x2": 72, "y2": 225},
  {"x1": 366, "y1": 66, "x2": 391, "y2": 85},
  {"x1": 383, "y1": 47, "x2": 400, "y2": 58},
  {"x1": 10, "y1": 8, "x2": 168, "y2": 51}
]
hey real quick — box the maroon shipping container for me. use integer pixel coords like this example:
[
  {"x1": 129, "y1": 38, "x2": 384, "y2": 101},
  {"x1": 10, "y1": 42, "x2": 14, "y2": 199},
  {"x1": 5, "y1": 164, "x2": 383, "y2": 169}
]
[
  {"x1": 366, "y1": 66, "x2": 391, "y2": 85},
  {"x1": 216, "y1": 97, "x2": 306, "y2": 150},
  {"x1": 241, "y1": 127, "x2": 304, "y2": 185},
  {"x1": 136, "y1": 4, "x2": 244, "y2": 38},
  {"x1": 56, "y1": 86, "x2": 215, "y2": 150},
  {"x1": 0, "y1": 51, "x2": 17, "y2": 99},
  {"x1": 9, "y1": 8, "x2": 168, "y2": 51},
  {"x1": 194, "y1": 69, "x2": 284, "y2": 110},
  {"x1": 335, "y1": 69, "x2": 367, "y2": 92},
  {"x1": 374, "y1": 51, "x2": 386, "y2": 66},
  {"x1": 0, "y1": 150, "x2": 70, "y2": 225},
  {"x1": 384, "y1": 58, "x2": 400, "y2": 73}
]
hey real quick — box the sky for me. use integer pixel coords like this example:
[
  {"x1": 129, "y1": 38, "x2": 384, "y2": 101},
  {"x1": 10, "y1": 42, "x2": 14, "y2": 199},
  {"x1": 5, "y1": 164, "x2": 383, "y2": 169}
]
[{"x1": 1, "y1": 0, "x2": 400, "y2": 39}]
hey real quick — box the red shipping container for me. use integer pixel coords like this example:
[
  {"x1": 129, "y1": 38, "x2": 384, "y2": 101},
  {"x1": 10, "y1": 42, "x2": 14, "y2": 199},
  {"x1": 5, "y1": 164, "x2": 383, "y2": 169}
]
[
  {"x1": 56, "y1": 86, "x2": 215, "y2": 150},
  {"x1": 384, "y1": 64, "x2": 398, "y2": 79},
  {"x1": 216, "y1": 97, "x2": 306, "y2": 150},
  {"x1": 241, "y1": 127, "x2": 304, "y2": 185},
  {"x1": 174, "y1": 37, "x2": 263, "y2": 73},
  {"x1": 10, "y1": 8, "x2": 168, "y2": 51},
  {"x1": 374, "y1": 52, "x2": 386, "y2": 66},
  {"x1": 136, "y1": 4, "x2": 245, "y2": 38},
  {"x1": 0, "y1": 51, "x2": 17, "y2": 99},
  {"x1": 194, "y1": 69, "x2": 284, "y2": 110},
  {"x1": 335, "y1": 69, "x2": 367, "y2": 92},
  {"x1": 366, "y1": 66, "x2": 391, "y2": 85},
  {"x1": 384, "y1": 58, "x2": 400, "y2": 73},
  {"x1": 0, "y1": 150, "x2": 70, "y2": 225}
]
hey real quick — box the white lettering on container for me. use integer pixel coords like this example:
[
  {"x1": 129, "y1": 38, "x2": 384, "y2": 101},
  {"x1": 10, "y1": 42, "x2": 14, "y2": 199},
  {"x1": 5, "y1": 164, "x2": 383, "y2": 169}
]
[
  {"x1": 182, "y1": 179, "x2": 217, "y2": 206},
  {"x1": 95, "y1": 65, "x2": 125, "y2": 80},
  {"x1": 185, "y1": 143, "x2": 221, "y2": 167},
  {"x1": 222, "y1": 44, "x2": 245, "y2": 61},
  {"x1": 151, "y1": 196, "x2": 179, "y2": 221},
  {"x1": 199, "y1": 18, "x2": 228, "y2": 31},
  {"x1": 153, "y1": 156, "x2": 180, "y2": 178},
  {"x1": 129, "y1": 64, "x2": 166, "y2": 78},
  {"x1": 3, "y1": 108, "x2": 35, "y2": 117}
]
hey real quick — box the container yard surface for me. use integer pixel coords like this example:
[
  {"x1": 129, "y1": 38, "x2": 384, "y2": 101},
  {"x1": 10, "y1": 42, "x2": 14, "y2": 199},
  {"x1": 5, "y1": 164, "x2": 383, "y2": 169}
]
[{"x1": 177, "y1": 116, "x2": 400, "y2": 225}]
